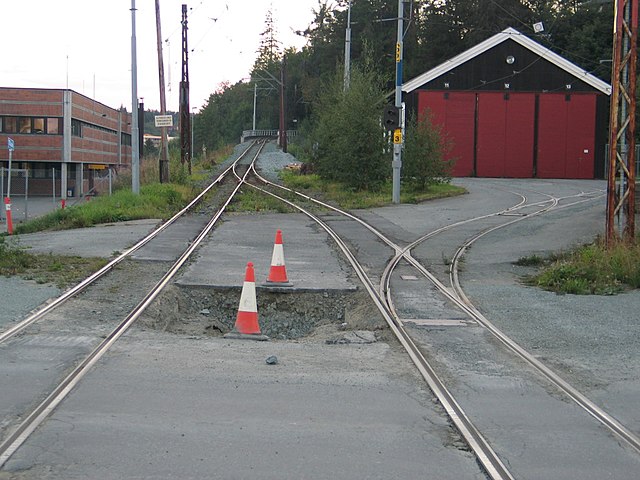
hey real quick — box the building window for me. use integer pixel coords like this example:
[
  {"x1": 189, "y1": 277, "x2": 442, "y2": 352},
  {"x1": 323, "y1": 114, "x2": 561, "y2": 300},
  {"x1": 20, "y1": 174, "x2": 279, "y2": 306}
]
[
  {"x1": 3, "y1": 117, "x2": 18, "y2": 133},
  {"x1": 121, "y1": 132, "x2": 132, "y2": 146},
  {"x1": 19, "y1": 117, "x2": 31, "y2": 133},
  {"x1": 47, "y1": 117, "x2": 61, "y2": 134},
  {"x1": 0, "y1": 116, "x2": 62, "y2": 135},
  {"x1": 33, "y1": 118, "x2": 45, "y2": 134},
  {"x1": 71, "y1": 119, "x2": 82, "y2": 137}
]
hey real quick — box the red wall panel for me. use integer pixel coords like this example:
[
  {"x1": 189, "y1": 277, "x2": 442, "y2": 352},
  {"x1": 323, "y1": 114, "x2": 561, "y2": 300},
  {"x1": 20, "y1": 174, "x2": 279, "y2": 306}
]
[
  {"x1": 476, "y1": 93, "x2": 534, "y2": 178},
  {"x1": 418, "y1": 91, "x2": 475, "y2": 176},
  {"x1": 537, "y1": 94, "x2": 596, "y2": 179},
  {"x1": 537, "y1": 95, "x2": 567, "y2": 178}
]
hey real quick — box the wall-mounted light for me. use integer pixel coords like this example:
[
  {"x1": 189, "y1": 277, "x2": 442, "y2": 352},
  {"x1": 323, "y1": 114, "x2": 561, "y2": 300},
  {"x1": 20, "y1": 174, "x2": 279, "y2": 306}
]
[
  {"x1": 504, "y1": 83, "x2": 511, "y2": 89},
  {"x1": 506, "y1": 55, "x2": 515, "y2": 65},
  {"x1": 566, "y1": 84, "x2": 572, "y2": 90},
  {"x1": 444, "y1": 82, "x2": 450, "y2": 89}
]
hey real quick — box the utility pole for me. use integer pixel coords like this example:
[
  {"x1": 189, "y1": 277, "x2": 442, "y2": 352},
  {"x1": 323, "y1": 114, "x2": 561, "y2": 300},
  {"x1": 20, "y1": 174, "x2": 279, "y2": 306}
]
[
  {"x1": 253, "y1": 82, "x2": 258, "y2": 130},
  {"x1": 606, "y1": 0, "x2": 637, "y2": 244},
  {"x1": 179, "y1": 4, "x2": 192, "y2": 174},
  {"x1": 130, "y1": 0, "x2": 140, "y2": 194},
  {"x1": 279, "y1": 56, "x2": 287, "y2": 153},
  {"x1": 392, "y1": 0, "x2": 405, "y2": 204},
  {"x1": 155, "y1": 0, "x2": 170, "y2": 183},
  {"x1": 344, "y1": 0, "x2": 352, "y2": 91}
]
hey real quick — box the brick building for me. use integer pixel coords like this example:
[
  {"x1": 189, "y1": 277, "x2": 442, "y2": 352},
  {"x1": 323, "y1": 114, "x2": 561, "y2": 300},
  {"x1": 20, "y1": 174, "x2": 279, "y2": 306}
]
[{"x1": 0, "y1": 87, "x2": 132, "y2": 197}]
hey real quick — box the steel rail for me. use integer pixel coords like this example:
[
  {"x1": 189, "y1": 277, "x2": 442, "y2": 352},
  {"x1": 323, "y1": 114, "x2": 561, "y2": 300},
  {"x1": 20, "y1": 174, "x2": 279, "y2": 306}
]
[
  {"x1": 0, "y1": 141, "x2": 259, "y2": 345},
  {"x1": 250, "y1": 167, "x2": 624, "y2": 471},
  {"x1": 448, "y1": 195, "x2": 640, "y2": 456},
  {"x1": 375, "y1": 189, "x2": 640, "y2": 455},
  {"x1": 246, "y1": 166, "x2": 515, "y2": 480},
  {"x1": 0, "y1": 142, "x2": 266, "y2": 468}
]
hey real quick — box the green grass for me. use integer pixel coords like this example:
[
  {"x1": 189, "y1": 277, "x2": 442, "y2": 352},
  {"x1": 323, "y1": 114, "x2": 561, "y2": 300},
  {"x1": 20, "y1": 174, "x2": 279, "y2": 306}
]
[
  {"x1": 227, "y1": 186, "x2": 296, "y2": 213},
  {"x1": 521, "y1": 238, "x2": 640, "y2": 295},
  {"x1": 280, "y1": 171, "x2": 466, "y2": 209},
  {"x1": 11, "y1": 183, "x2": 192, "y2": 235},
  {"x1": 0, "y1": 237, "x2": 107, "y2": 288}
]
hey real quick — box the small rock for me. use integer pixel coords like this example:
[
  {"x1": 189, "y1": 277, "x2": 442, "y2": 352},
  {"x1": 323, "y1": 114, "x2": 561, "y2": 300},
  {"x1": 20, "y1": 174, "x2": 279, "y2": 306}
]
[
  {"x1": 266, "y1": 355, "x2": 278, "y2": 365},
  {"x1": 199, "y1": 309, "x2": 210, "y2": 316}
]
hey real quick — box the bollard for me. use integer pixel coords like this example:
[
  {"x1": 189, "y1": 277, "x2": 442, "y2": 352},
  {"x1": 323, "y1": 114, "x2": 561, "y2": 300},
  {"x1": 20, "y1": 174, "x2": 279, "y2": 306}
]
[{"x1": 4, "y1": 197, "x2": 13, "y2": 235}]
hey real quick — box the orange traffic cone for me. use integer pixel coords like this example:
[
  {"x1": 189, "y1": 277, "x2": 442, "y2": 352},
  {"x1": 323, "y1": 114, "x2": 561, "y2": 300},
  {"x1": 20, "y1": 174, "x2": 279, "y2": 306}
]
[
  {"x1": 224, "y1": 262, "x2": 269, "y2": 341},
  {"x1": 265, "y1": 229, "x2": 292, "y2": 286}
]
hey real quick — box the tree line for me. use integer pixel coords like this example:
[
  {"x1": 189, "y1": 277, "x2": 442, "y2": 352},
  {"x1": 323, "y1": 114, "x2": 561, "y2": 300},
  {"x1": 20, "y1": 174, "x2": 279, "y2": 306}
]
[{"x1": 190, "y1": 0, "x2": 613, "y2": 189}]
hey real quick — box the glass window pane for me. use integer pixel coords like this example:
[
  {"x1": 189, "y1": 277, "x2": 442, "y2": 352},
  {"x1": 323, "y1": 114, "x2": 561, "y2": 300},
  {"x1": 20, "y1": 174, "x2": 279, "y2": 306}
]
[
  {"x1": 19, "y1": 117, "x2": 31, "y2": 133},
  {"x1": 4, "y1": 117, "x2": 18, "y2": 133},
  {"x1": 71, "y1": 119, "x2": 82, "y2": 137},
  {"x1": 33, "y1": 118, "x2": 45, "y2": 134},
  {"x1": 47, "y1": 117, "x2": 60, "y2": 134}
]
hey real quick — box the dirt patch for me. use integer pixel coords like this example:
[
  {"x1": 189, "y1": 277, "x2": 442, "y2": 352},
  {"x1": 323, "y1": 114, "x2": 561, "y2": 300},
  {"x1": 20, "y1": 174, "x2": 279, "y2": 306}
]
[{"x1": 142, "y1": 284, "x2": 386, "y2": 339}]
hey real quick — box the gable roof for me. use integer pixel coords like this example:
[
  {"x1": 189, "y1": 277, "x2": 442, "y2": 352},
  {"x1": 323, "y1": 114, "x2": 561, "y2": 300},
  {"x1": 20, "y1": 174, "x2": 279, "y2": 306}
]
[{"x1": 402, "y1": 27, "x2": 611, "y2": 95}]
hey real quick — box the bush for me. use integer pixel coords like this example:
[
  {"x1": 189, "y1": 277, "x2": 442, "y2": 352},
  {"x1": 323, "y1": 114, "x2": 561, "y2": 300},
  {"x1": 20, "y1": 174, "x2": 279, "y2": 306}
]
[
  {"x1": 309, "y1": 62, "x2": 388, "y2": 191},
  {"x1": 403, "y1": 111, "x2": 454, "y2": 189}
]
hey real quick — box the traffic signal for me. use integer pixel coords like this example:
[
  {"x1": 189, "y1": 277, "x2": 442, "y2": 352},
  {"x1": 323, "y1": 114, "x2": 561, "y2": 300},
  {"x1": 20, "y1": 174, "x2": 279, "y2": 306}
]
[{"x1": 383, "y1": 105, "x2": 400, "y2": 131}]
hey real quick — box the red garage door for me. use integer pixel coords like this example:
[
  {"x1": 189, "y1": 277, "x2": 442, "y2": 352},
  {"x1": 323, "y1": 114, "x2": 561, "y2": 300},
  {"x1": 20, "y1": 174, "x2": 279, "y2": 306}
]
[
  {"x1": 476, "y1": 93, "x2": 535, "y2": 177},
  {"x1": 418, "y1": 91, "x2": 476, "y2": 176},
  {"x1": 537, "y1": 94, "x2": 596, "y2": 179}
]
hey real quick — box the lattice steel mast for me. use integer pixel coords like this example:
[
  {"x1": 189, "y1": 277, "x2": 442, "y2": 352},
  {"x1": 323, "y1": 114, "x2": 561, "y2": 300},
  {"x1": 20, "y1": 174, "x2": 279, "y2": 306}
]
[
  {"x1": 179, "y1": 3, "x2": 192, "y2": 174},
  {"x1": 606, "y1": 0, "x2": 638, "y2": 243}
]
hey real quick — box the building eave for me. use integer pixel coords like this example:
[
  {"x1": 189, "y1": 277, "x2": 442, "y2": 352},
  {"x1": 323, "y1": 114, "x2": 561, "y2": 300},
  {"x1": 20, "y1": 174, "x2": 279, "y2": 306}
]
[{"x1": 402, "y1": 27, "x2": 611, "y2": 96}]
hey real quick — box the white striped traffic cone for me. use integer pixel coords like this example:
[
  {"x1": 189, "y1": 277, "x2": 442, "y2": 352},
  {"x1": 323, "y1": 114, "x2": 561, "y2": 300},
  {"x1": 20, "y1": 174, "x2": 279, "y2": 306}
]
[
  {"x1": 265, "y1": 229, "x2": 292, "y2": 286},
  {"x1": 224, "y1": 262, "x2": 269, "y2": 341}
]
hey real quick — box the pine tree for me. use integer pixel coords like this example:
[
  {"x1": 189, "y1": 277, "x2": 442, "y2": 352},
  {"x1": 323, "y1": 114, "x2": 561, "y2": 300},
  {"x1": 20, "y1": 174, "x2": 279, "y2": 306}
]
[{"x1": 253, "y1": 7, "x2": 282, "y2": 73}]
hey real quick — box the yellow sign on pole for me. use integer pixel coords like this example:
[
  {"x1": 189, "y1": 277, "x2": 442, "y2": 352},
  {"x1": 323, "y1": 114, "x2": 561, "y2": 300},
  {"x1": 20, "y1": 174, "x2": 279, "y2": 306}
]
[
  {"x1": 393, "y1": 129, "x2": 402, "y2": 144},
  {"x1": 395, "y1": 42, "x2": 401, "y2": 62}
]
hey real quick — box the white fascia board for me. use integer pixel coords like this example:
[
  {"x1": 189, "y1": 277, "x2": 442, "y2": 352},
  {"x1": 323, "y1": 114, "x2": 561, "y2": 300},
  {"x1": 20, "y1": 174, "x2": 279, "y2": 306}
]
[{"x1": 403, "y1": 27, "x2": 611, "y2": 96}]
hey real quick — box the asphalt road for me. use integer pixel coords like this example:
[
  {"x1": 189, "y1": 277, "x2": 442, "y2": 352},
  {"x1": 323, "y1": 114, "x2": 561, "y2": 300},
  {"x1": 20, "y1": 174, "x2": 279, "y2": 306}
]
[{"x1": 1, "y1": 177, "x2": 639, "y2": 479}]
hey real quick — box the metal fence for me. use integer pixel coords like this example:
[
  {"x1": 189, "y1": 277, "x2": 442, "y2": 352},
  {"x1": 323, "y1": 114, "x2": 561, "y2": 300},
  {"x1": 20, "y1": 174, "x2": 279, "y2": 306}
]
[{"x1": 1, "y1": 167, "x2": 29, "y2": 222}]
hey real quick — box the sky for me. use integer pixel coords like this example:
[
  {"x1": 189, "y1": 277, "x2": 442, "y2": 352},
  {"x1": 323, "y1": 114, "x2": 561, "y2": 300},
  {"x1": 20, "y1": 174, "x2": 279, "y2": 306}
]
[{"x1": 1, "y1": 0, "x2": 324, "y2": 113}]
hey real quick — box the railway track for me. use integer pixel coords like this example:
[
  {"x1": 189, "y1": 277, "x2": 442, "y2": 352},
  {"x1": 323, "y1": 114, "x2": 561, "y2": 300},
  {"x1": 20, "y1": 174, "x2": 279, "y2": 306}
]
[
  {"x1": 0, "y1": 140, "x2": 265, "y2": 468},
  {"x1": 1, "y1": 142, "x2": 638, "y2": 478},
  {"x1": 246, "y1": 168, "x2": 640, "y2": 477}
]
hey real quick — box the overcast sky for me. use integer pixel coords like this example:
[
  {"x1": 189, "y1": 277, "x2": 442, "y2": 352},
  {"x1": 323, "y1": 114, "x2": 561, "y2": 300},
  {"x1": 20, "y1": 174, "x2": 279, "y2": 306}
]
[{"x1": 1, "y1": 0, "x2": 323, "y2": 112}]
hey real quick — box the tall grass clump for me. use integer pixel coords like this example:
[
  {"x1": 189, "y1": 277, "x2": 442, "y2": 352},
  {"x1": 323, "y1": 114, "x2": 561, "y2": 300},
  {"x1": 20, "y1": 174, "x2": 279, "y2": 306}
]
[
  {"x1": 529, "y1": 238, "x2": 640, "y2": 295},
  {"x1": 13, "y1": 183, "x2": 191, "y2": 234},
  {"x1": 0, "y1": 237, "x2": 34, "y2": 274}
]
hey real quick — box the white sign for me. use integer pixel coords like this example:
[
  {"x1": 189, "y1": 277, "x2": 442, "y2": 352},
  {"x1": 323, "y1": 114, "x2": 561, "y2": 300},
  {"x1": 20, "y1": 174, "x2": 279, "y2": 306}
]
[
  {"x1": 155, "y1": 115, "x2": 173, "y2": 127},
  {"x1": 7, "y1": 138, "x2": 14, "y2": 152}
]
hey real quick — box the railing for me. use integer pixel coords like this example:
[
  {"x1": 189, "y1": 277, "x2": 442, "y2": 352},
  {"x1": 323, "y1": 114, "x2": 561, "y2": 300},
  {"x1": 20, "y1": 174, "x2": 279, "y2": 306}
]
[{"x1": 241, "y1": 129, "x2": 298, "y2": 143}]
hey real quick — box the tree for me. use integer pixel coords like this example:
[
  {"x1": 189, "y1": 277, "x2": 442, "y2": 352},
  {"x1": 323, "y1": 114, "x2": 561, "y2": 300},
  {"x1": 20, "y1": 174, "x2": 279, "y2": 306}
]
[
  {"x1": 309, "y1": 60, "x2": 388, "y2": 190},
  {"x1": 198, "y1": 81, "x2": 253, "y2": 149},
  {"x1": 402, "y1": 111, "x2": 453, "y2": 189},
  {"x1": 546, "y1": 1, "x2": 614, "y2": 82},
  {"x1": 251, "y1": 7, "x2": 284, "y2": 132}
]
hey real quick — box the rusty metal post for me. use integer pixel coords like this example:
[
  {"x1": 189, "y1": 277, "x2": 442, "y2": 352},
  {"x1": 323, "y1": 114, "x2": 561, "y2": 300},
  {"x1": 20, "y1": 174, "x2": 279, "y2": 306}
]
[
  {"x1": 155, "y1": 0, "x2": 170, "y2": 183},
  {"x1": 179, "y1": 4, "x2": 192, "y2": 174},
  {"x1": 606, "y1": 0, "x2": 638, "y2": 244}
]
